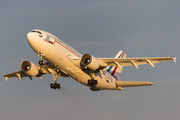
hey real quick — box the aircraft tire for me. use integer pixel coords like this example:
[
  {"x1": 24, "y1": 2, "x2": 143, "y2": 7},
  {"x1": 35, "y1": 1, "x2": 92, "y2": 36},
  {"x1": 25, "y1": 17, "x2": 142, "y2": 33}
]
[
  {"x1": 39, "y1": 60, "x2": 44, "y2": 65},
  {"x1": 88, "y1": 79, "x2": 98, "y2": 85},
  {"x1": 50, "y1": 83, "x2": 60, "y2": 89},
  {"x1": 57, "y1": 83, "x2": 61, "y2": 89},
  {"x1": 91, "y1": 79, "x2": 94, "y2": 85},
  {"x1": 54, "y1": 83, "x2": 57, "y2": 89},
  {"x1": 50, "y1": 83, "x2": 54, "y2": 89},
  {"x1": 88, "y1": 80, "x2": 91, "y2": 84},
  {"x1": 94, "y1": 80, "x2": 98, "y2": 85}
]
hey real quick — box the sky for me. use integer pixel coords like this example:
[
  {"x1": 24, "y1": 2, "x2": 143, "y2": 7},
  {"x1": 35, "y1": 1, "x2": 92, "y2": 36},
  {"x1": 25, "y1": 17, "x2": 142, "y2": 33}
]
[{"x1": 0, "y1": 0, "x2": 180, "y2": 120}]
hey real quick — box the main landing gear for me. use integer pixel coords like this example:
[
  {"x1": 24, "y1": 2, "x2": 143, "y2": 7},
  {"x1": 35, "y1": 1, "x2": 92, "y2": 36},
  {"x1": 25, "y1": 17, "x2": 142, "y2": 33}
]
[
  {"x1": 38, "y1": 58, "x2": 61, "y2": 90},
  {"x1": 88, "y1": 79, "x2": 98, "y2": 85},
  {"x1": 83, "y1": 68, "x2": 98, "y2": 86},
  {"x1": 50, "y1": 83, "x2": 61, "y2": 89}
]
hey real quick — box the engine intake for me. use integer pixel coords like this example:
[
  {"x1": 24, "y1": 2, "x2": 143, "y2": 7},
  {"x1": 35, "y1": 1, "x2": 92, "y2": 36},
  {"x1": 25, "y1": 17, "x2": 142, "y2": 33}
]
[
  {"x1": 21, "y1": 61, "x2": 39, "y2": 77},
  {"x1": 81, "y1": 54, "x2": 100, "y2": 71}
]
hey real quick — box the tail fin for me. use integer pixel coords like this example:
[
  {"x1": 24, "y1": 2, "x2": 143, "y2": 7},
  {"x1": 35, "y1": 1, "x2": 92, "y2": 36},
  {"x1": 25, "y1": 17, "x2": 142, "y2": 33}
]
[
  {"x1": 115, "y1": 50, "x2": 127, "y2": 58},
  {"x1": 106, "y1": 50, "x2": 126, "y2": 80}
]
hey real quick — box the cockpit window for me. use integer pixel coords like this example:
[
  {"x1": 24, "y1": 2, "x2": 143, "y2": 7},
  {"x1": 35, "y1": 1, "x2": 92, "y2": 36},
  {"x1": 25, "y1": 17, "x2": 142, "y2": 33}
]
[
  {"x1": 37, "y1": 31, "x2": 42, "y2": 34},
  {"x1": 31, "y1": 30, "x2": 42, "y2": 34}
]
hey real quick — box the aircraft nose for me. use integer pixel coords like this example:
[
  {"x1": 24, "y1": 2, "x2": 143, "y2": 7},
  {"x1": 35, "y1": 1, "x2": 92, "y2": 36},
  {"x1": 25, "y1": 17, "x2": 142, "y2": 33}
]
[
  {"x1": 27, "y1": 32, "x2": 33, "y2": 43},
  {"x1": 27, "y1": 32, "x2": 38, "y2": 50}
]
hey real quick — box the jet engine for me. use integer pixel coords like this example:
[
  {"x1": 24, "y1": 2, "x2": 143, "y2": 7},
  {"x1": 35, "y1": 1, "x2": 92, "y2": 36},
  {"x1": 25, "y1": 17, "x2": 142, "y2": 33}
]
[
  {"x1": 81, "y1": 54, "x2": 100, "y2": 71},
  {"x1": 21, "y1": 61, "x2": 39, "y2": 77}
]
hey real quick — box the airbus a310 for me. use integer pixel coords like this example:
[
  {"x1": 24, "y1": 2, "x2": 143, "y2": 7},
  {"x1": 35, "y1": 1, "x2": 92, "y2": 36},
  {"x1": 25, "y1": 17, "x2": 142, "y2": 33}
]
[{"x1": 3, "y1": 29, "x2": 176, "y2": 91}]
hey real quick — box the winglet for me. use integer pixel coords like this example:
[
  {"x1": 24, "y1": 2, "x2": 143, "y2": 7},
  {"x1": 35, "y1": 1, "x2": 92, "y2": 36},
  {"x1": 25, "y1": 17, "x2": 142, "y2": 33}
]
[
  {"x1": 173, "y1": 57, "x2": 177, "y2": 63},
  {"x1": 5, "y1": 76, "x2": 8, "y2": 81}
]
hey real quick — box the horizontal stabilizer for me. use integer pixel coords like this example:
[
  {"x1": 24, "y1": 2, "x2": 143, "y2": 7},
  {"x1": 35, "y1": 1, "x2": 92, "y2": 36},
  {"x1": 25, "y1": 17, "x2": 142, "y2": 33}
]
[{"x1": 115, "y1": 81, "x2": 153, "y2": 87}]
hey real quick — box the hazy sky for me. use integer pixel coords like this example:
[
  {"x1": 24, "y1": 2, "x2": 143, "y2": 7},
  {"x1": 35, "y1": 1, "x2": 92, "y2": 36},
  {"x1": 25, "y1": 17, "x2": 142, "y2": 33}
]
[{"x1": 0, "y1": 0, "x2": 180, "y2": 120}]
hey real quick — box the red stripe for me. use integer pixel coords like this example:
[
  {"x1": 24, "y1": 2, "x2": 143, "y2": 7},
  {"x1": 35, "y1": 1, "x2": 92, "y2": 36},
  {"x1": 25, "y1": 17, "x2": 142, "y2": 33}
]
[
  {"x1": 44, "y1": 40, "x2": 54, "y2": 45},
  {"x1": 111, "y1": 66, "x2": 118, "y2": 76},
  {"x1": 121, "y1": 53, "x2": 125, "y2": 58}
]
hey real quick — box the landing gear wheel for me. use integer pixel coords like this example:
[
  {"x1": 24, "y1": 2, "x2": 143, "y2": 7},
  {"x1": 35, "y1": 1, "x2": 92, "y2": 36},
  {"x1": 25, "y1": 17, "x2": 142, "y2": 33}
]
[
  {"x1": 88, "y1": 79, "x2": 98, "y2": 85},
  {"x1": 50, "y1": 83, "x2": 54, "y2": 88},
  {"x1": 57, "y1": 84, "x2": 61, "y2": 89},
  {"x1": 39, "y1": 60, "x2": 44, "y2": 65},
  {"x1": 54, "y1": 83, "x2": 57, "y2": 89},
  {"x1": 91, "y1": 79, "x2": 94, "y2": 85},
  {"x1": 94, "y1": 80, "x2": 98, "y2": 85},
  {"x1": 88, "y1": 80, "x2": 91, "y2": 84},
  {"x1": 50, "y1": 83, "x2": 61, "y2": 89}
]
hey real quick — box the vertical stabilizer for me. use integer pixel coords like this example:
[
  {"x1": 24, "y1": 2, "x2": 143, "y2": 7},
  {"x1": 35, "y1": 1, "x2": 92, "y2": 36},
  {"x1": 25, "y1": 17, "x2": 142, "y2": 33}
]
[
  {"x1": 106, "y1": 50, "x2": 126, "y2": 80},
  {"x1": 115, "y1": 50, "x2": 127, "y2": 59}
]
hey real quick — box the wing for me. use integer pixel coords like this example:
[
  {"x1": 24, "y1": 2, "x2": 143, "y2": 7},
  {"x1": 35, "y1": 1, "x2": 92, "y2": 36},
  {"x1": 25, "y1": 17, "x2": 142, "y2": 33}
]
[
  {"x1": 3, "y1": 63, "x2": 69, "y2": 82},
  {"x1": 98, "y1": 56, "x2": 176, "y2": 69},
  {"x1": 3, "y1": 71, "x2": 28, "y2": 82}
]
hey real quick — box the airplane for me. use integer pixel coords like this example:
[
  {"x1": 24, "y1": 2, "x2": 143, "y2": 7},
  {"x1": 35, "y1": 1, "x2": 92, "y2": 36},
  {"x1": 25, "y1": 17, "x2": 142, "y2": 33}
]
[{"x1": 3, "y1": 29, "x2": 176, "y2": 91}]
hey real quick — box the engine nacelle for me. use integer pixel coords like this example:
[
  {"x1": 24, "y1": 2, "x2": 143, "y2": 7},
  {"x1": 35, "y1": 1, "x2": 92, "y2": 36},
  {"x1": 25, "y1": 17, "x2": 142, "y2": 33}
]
[
  {"x1": 21, "y1": 61, "x2": 39, "y2": 77},
  {"x1": 81, "y1": 54, "x2": 100, "y2": 71}
]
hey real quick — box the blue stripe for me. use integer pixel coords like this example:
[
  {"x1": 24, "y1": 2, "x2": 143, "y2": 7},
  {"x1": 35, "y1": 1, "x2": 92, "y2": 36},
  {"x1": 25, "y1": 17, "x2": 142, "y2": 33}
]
[
  {"x1": 107, "y1": 66, "x2": 113, "y2": 73},
  {"x1": 118, "y1": 52, "x2": 124, "y2": 58}
]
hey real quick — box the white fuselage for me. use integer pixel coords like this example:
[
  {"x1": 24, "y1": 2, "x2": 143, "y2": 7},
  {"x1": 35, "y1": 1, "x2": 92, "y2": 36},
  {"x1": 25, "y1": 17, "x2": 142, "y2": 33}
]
[{"x1": 27, "y1": 30, "x2": 117, "y2": 90}]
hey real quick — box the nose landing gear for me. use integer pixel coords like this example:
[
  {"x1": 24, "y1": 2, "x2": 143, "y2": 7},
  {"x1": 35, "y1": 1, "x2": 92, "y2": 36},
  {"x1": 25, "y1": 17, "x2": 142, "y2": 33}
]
[
  {"x1": 39, "y1": 60, "x2": 45, "y2": 66},
  {"x1": 38, "y1": 53, "x2": 61, "y2": 90},
  {"x1": 38, "y1": 52, "x2": 45, "y2": 66}
]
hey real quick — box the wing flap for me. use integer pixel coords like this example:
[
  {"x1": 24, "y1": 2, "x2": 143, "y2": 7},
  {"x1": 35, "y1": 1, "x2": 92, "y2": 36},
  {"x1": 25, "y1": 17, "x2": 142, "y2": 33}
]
[{"x1": 115, "y1": 81, "x2": 153, "y2": 87}]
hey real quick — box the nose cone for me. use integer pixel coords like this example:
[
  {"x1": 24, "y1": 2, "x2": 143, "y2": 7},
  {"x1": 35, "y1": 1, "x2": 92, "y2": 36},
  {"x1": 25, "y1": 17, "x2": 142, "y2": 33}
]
[
  {"x1": 27, "y1": 32, "x2": 39, "y2": 52},
  {"x1": 27, "y1": 32, "x2": 34, "y2": 45}
]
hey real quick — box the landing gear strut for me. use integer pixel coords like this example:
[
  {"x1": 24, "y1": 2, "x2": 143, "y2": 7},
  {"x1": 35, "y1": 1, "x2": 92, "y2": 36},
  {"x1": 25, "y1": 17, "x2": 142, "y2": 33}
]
[
  {"x1": 88, "y1": 79, "x2": 98, "y2": 85},
  {"x1": 38, "y1": 52, "x2": 45, "y2": 66},
  {"x1": 38, "y1": 52, "x2": 61, "y2": 89},
  {"x1": 48, "y1": 69, "x2": 61, "y2": 90}
]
